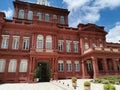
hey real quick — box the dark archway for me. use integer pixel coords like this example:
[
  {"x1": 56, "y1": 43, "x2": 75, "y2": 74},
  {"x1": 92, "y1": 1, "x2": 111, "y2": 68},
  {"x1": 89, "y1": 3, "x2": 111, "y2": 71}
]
[{"x1": 37, "y1": 62, "x2": 50, "y2": 82}]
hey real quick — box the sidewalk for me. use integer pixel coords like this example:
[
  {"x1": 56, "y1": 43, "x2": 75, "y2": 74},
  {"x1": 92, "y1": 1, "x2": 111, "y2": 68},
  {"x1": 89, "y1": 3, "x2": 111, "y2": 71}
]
[{"x1": 0, "y1": 79, "x2": 120, "y2": 90}]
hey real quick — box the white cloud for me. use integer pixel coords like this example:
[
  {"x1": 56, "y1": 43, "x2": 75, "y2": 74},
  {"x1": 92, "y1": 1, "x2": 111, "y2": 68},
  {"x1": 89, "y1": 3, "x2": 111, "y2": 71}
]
[
  {"x1": 106, "y1": 22, "x2": 120, "y2": 43},
  {"x1": 63, "y1": 0, "x2": 120, "y2": 27},
  {"x1": 2, "y1": 8, "x2": 13, "y2": 19}
]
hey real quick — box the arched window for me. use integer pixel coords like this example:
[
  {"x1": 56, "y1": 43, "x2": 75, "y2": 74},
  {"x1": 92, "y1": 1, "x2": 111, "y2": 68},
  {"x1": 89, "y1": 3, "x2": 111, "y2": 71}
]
[
  {"x1": 0, "y1": 59, "x2": 6, "y2": 72},
  {"x1": 53, "y1": 14, "x2": 57, "y2": 19},
  {"x1": 46, "y1": 35, "x2": 52, "y2": 49},
  {"x1": 36, "y1": 35, "x2": 44, "y2": 49},
  {"x1": 19, "y1": 59, "x2": 28, "y2": 72},
  {"x1": 37, "y1": 12, "x2": 42, "y2": 20},
  {"x1": 60, "y1": 16, "x2": 65, "y2": 24},
  {"x1": 18, "y1": 9, "x2": 24, "y2": 19},
  {"x1": 8, "y1": 59, "x2": 17, "y2": 72},
  {"x1": 45, "y1": 13, "x2": 50, "y2": 21},
  {"x1": 28, "y1": 11, "x2": 33, "y2": 20}
]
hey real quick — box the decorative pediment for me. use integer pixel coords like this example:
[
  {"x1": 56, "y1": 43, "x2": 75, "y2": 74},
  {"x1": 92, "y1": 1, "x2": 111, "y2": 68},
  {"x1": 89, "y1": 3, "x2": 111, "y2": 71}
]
[{"x1": 80, "y1": 24, "x2": 107, "y2": 34}]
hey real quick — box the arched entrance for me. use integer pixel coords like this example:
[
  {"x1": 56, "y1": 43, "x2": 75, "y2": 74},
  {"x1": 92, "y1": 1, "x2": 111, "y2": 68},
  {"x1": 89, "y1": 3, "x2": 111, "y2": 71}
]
[
  {"x1": 86, "y1": 60, "x2": 93, "y2": 78},
  {"x1": 37, "y1": 62, "x2": 50, "y2": 82}
]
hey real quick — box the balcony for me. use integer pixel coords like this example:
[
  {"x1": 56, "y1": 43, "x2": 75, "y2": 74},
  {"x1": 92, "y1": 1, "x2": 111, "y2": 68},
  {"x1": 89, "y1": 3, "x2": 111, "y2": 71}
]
[{"x1": 84, "y1": 47, "x2": 120, "y2": 54}]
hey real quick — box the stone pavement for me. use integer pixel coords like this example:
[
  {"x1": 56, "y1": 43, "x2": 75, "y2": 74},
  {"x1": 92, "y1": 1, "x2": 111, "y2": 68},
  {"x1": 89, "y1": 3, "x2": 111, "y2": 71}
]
[{"x1": 0, "y1": 79, "x2": 120, "y2": 90}]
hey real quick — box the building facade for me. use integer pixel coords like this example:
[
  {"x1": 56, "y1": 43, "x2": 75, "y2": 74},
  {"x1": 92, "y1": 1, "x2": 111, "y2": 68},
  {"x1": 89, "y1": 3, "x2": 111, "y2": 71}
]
[{"x1": 0, "y1": 0, "x2": 120, "y2": 83}]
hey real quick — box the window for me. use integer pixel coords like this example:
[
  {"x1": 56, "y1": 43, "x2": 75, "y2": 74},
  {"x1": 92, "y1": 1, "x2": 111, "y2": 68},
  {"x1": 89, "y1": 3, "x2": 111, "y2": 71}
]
[
  {"x1": 74, "y1": 61, "x2": 80, "y2": 72},
  {"x1": 45, "y1": 13, "x2": 50, "y2": 21},
  {"x1": 66, "y1": 61, "x2": 72, "y2": 72},
  {"x1": 0, "y1": 59, "x2": 6, "y2": 72},
  {"x1": 8, "y1": 59, "x2": 17, "y2": 72},
  {"x1": 60, "y1": 16, "x2": 65, "y2": 24},
  {"x1": 73, "y1": 41, "x2": 79, "y2": 52},
  {"x1": 19, "y1": 60, "x2": 28, "y2": 72},
  {"x1": 84, "y1": 42, "x2": 89, "y2": 50},
  {"x1": 18, "y1": 9, "x2": 24, "y2": 19},
  {"x1": 66, "y1": 40, "x2": 71, "y2": 52},
  {"x1": 12, "y1": 36, "x2": 19, "y2": 49},
  {"x1": 97, "y1": 58, "x2": 103, "y2": 71},
  {"x1": 1, "y1": 35, "x2": 9, "y2": 49},
  {"x1": 58, "y1": 60, "x2": 64, "y2": 72},
  {"x1": 28, "y1": 11, "x2": 33, "y2": 20},
  {"x1": 100, "y1": 43, "x2": 103, "y2": 47},
  {"x1": 37, "y1": 12, "x2": 42, "y2": 20},
  {"x1": 58, "y1": 40, "x2": 63, "y2": 52},
  {"x1": 53, "y1": 14, "x2": 57, "y2": 19},
  {"x1": 92, "y1": 43, "x2": 97, "y2": 47},
  {"x1": 46, "y1": 35, "x2": 52, "y2": 49},
  {"x1": 36, "y1": 35, "x2": 44, "y2": 49},
  {"x1": 22, "y1": 37, "x2": 29, "y2": 50}
]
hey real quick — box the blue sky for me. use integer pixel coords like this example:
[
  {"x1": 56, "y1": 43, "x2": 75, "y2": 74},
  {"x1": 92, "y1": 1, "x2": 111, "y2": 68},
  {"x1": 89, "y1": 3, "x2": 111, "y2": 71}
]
[{"x1": 0, "y1": 0, "x2": 120, "y2": 43}]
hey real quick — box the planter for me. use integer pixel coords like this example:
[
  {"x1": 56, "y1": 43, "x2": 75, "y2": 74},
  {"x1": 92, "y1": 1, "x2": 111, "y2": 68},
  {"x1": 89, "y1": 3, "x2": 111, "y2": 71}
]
[
  {"x1": 72, "y1": 77, "x2": 77, "y2": 89},
  {"x1": 84, "y1": 81, "x2": 91, "y2": 90},
  {"x1": 84, "y1": 86, "x2": 90, "y2": 90}
]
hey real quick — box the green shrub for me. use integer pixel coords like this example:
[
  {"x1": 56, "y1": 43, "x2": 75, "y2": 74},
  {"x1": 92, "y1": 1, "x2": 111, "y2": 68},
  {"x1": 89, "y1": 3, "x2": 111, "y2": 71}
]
[
  {"x1": 84, "y1": 81, "x2": 91, "y2": 86},
  {"x1": 71, "y1": 77, "x2": 77, "y2": 83},
  {"x1": 109, "y1": 80, "x2": 115, "y2": 84},
  {"x1": 103, "y1": 84, "x2": 110, "y2": 90},
  {"x1": 109, "y1": 85, "x2": 116, "y2": 90},
  {"x1": 102, "y1": 80, "x2": 109, "y2": 84}
]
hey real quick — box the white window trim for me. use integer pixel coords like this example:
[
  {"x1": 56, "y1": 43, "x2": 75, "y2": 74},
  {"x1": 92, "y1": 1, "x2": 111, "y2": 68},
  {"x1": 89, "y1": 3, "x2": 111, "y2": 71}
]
[
  {"x1": 8, "y1": 59, "x2": 17, "y2": 72},
  {"x1": 22, "y1": 37, "x2": 30, "y2": 50},
  {"x1": 66, "y1": 61, "x2": 72, "y2": 72},
  {"x1": 19, "y1": 59, "x2": 28, "y2": 72},
  {"x1": 1, "y1": 35, "x2": 9, "y2": 49},
  {"x1": 58, "y1": 60, "x2": 64, "y2": 72},
  {"x1": 0, "y1": 59, "x2": 6, "y2": 72}
]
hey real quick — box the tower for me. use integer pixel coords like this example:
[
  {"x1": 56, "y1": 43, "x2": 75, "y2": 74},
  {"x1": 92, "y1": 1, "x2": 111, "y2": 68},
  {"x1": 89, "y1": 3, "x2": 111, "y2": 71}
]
[{"x1": 37, "y1": 0, "x2": 49, "y2": 6}]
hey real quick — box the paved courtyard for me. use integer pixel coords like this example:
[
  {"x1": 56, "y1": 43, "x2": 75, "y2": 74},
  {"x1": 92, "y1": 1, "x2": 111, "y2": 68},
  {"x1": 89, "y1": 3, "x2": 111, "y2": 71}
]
[{"x1": 0, "y1": 79, "x2": 120, "y2": 90}]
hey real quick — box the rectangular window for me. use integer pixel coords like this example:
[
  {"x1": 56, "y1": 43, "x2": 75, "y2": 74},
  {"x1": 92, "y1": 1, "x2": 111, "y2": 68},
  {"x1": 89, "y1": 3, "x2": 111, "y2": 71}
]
[
  {"x1": 1, "y1": 35, "x2": 9, "y2": 49},
  {"x1": 66, "y1": 61, "x2": 72, "y2": 72},
  {"x1": 45, "y1": 13, "x2": 50, "y2": 21},
  {"x1": 22, "y1": 37, "x2": 29, "y2": 50},
  {"x1": 85, "y1": 42, "x2": 89, "y2": 50},
  {"x1": 60, "y1": 16, "x2": 65, "y2": 24},
  {"x1": 28, "y1": 11, "x2": 33, "y2": 20},
  {"x1": 12, "y1": 36, "x2": 19, "y2": 49},
  {"x1": 74, "y1": 41, "x2": 79, "y2": 52},
  {"x1": 8, "y1": 59, "x2": 17, "y2": 72},
  {"x1": 0, "y1": 59, "x2": 6, "y2": 72},
  {"x1": 18, "y1": 9, "x2": 24, "y2": 19},
  {"x1": 58, "y1": 60, "x2": 64, "y2": 72},
  {"x1": 58, "y1": 40, "x2": 63, "y2": 52},
  {"x1": 66, "y1": 40, "x2": 71, "y2": 52},
  {"x1": 19, "y1": 60, "x2": 28, "y2": 72},
  {"x1": 74, "y1": 61, "x2": 80, "y2": 72},
  {"x1": 37, "y1": 12, "x2": 42, "y2": 20}
]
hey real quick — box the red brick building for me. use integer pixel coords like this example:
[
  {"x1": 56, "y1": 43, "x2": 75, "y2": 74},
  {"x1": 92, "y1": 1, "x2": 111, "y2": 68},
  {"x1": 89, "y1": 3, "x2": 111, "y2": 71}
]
[{"x1": 0, "y1": 0, "x2": 120, "y2": 83}]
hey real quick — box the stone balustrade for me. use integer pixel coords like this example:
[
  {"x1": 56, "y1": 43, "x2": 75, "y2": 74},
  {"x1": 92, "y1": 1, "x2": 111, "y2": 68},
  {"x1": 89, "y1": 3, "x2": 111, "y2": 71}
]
[{"x1": 84, "y1": 47, "x2": 120, "y2": 54}]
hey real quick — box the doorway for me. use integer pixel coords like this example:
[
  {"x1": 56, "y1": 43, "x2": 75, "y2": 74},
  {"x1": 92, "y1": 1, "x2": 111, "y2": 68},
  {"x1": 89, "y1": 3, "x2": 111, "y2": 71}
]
[
  {"x1": 37, "y1": 62, "x2": 50, "y2": 82},
  {"x1": 86, "y1": 60, "x2": 93, "y2": 78}
]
